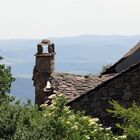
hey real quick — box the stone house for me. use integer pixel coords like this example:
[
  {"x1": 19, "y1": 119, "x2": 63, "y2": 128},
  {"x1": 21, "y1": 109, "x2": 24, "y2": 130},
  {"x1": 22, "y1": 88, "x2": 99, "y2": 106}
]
[{"x1": 32, "y1": 40, "x2": 140, "y2": 129}]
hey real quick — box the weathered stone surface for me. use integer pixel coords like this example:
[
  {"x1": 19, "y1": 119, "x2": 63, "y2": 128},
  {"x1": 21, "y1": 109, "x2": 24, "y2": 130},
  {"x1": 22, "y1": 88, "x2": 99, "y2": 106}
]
[
  {"x1": 32, "y1": 40, "x2": 140, "y2": 131},
  {"x1": 122, "y1": 92, "x2": 132, "y2": 101},
  {"x1": 50, "y1": 73, "x2": 116, "y2": 102},
  {"x1": 69, "y1": 62, "x2": 140, "y2": 129},
  {"x1": 32, "y1": 41, "x2": 56, "y2": 105}
]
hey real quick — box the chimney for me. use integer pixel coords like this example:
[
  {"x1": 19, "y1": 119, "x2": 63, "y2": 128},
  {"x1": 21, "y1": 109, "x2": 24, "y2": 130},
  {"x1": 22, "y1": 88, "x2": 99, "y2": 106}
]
[{"x1": 32, "y1": 39, "x2": 56, "y2": 105}]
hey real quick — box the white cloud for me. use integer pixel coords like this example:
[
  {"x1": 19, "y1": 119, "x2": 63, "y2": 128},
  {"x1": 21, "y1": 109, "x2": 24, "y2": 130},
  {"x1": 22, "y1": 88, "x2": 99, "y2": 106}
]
[{"x1": 0, "y1": 0, "x2": 140, "y2": 38}]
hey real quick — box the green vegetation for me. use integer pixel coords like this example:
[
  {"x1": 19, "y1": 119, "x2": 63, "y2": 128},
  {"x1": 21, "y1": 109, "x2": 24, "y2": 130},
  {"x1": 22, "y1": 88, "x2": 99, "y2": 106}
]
[
  {"x1": 0, "y1": 54, "x2": 2, "y2": 60},
  {"x1": 101, "y1": 64, "x2": 112, "y2": 73},
  {"x1": 0, "y1": 59, "x2": 124, "y2": 139},
  {"x1": 0, "y1": 55, "x2": 140, "y2": 140},
  {"x1": 109, "y1": 101, "x2": 140, "y2": 140},
  {"x1": 0, "y1": 94, "x2": 125, "y2": 140},
  {"x1": 0, "y1": 65, "x2": 14, "y2": 94},
  {"x1": 0, "y1": 56, "x2": 14, "y2": 103}
]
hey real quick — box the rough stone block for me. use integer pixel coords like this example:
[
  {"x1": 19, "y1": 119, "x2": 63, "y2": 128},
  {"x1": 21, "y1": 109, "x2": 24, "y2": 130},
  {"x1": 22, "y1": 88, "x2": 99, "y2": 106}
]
[{"x1": 122, "y1": 92, "x2": 132, "y2": 101}]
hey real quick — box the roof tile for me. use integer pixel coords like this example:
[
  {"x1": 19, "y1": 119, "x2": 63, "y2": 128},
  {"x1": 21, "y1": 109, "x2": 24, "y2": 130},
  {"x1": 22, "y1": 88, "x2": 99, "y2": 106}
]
[{"x1": 51, "y1": 73, "x2": 116, "y2": 102}]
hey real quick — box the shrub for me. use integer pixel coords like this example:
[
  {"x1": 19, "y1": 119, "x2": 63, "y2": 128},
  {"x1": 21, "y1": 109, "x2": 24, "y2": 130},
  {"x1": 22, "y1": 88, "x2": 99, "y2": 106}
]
[
  {"x1": 0, "y1": 62, "x2": 14, "y2": 95},
  {"x1": 0, "y1": 94, "x2": 126, "y2": 140},
  {"x1": 109, "y1": 100, "x2": 140, "y2": 140},
  {"x1": 101, "y1": 64, "x2": 112, "y2": 73}
]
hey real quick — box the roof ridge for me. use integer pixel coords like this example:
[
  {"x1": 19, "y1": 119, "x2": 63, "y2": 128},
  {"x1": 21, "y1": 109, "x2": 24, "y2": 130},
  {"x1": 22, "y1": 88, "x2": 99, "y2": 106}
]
[
  {"x1": 68, "y1": 61, "x2": 140, "y2": 104},
  {"x1": 101, "y1": 41, "x2": 140, "y2": 74},
  {"x1": 123, "y1": 41, "x2": 140, "y2": 58}
]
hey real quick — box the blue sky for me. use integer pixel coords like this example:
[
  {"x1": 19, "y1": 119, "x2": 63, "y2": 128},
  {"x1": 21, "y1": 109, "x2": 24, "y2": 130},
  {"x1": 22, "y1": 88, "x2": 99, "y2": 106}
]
[{"x1": 0, "y1": 0, "x2": 140, "y2": 39}]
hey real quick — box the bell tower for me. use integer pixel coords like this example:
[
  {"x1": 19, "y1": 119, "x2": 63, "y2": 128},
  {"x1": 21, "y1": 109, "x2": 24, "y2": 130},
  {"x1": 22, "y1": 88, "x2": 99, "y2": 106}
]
[{"x1": 32, "y1": 39, "x2": 56, "y2": 105}]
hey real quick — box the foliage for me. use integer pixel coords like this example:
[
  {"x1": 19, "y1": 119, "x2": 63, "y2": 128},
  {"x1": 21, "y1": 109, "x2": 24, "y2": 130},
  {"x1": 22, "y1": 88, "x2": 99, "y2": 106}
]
[
  {"x1": 0, "y1": 94, "x2": 126, "y2": 140},
  {"x1": 109, "y1": 100, "x2": 140, "y2": 140},
  {"x1": 0, "y1": 56, "x2": 3, "y2": 60},
  {"x1": 0, "y1": 54, "x2": 126, "y2": 139},
  {"x1": 0, "y1": 54, "x2": 15, "y2": 95},
  {"x1": 101, "y1": 64, "x2": 112, "y2": 73},
  {"x1": 0, "y1": 51, "x2": 3, "y2": 60}
]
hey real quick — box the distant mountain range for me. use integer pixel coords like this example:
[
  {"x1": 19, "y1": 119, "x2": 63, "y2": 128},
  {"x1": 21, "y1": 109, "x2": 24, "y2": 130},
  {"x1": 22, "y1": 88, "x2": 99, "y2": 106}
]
[
  {"x1": 0, "y1": 35, "x2": 140, "y2": 102},
  {"x1": 11, "y1": 77, "x2": 35, "y2": 103}
]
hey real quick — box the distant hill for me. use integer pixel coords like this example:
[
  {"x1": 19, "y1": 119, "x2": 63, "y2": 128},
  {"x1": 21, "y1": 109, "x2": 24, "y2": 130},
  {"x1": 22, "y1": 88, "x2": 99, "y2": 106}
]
[
  {"x1": 1, "y1": 35, "x2": 140, "y2": 77},
  {"x1": 1, "y1": 35, "x2": 140, "y2": 102},
  {"x1": 11, "y1": 77, "x2": 34, "y2": 103}
]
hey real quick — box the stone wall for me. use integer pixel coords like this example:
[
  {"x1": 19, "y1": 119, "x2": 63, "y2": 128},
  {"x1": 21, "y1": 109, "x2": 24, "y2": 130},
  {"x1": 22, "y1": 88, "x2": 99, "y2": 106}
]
[
  {"x1": 33, "y1": 53, "x2": 55, "y2": 105},
  {"x1": 68, "y1": 63, "x2": 140, "y2": 129}
]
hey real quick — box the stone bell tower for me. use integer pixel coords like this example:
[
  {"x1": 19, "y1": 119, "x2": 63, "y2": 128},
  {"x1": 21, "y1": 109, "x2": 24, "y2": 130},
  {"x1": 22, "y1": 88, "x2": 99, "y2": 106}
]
[{"x1": 32, "y1": 39, "x2": 56, "y2": 105}]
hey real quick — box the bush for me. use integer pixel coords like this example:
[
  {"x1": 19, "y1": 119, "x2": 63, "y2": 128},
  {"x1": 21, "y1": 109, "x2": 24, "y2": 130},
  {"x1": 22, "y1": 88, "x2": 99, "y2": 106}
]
[
  {"x1": 109, "y1": 100, "x2": 140, "y2": 140},
  {"x1": 0, "y1": 94, "x2": 126, "y2": 140},
  {"x1": 101, "y1": 64, "x2": 112, "y2": 73},
  {"x1": 0, "y1": 55, "x2": 125, "y2": 139},
  {"x1": 0, "y1": 64, "x2": 15, "y2": 95}
]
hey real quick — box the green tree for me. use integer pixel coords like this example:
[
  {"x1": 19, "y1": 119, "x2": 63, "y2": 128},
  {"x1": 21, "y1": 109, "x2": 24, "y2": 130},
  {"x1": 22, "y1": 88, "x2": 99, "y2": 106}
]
[
  {"x1": 0, "y1": 65, "x2": 15, "y2": 94},
  {"x1": 101, "y1": 64, "x2": 112, "y2": 73},
  {"x1": 0, "y1": 94, "x2": 125, "y2": 140},
  {"x1": 0, "y1": 54, "x2": 126, "y2": 140},
  {"x1": 0, "y1": 55, "x2": 15, "y2": 105},
  {"x1": 0, "y1": 51, "x2": 3, "y2": 60},
  {"x1": 0, "y1": 53, "x2": 2, "y2": 59}
]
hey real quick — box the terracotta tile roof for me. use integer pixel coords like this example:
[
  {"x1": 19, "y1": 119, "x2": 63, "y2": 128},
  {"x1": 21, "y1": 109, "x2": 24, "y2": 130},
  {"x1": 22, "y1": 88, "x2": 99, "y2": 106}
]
[
  {"x1": 51, "y1": 73, "x2": 116, "y2": 102},
  {"x1": 102, "y1": 42, "x2": 140, "y2": 74}
]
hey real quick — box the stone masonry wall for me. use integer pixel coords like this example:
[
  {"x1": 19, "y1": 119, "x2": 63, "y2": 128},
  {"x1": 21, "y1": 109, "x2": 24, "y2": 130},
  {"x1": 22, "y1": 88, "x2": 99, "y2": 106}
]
[
  {"x1": 69, "y1": 63, "x2": 140, "y2": 129},
  {"x1": 33, "y1": 53, "x2": 55, "y2": 105}
]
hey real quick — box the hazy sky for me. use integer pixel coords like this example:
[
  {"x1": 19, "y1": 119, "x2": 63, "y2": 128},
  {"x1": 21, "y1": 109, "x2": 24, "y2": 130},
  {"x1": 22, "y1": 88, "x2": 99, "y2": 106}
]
[{"x1": 0, "y1": 0, "x2": 140, "y2": 38}]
